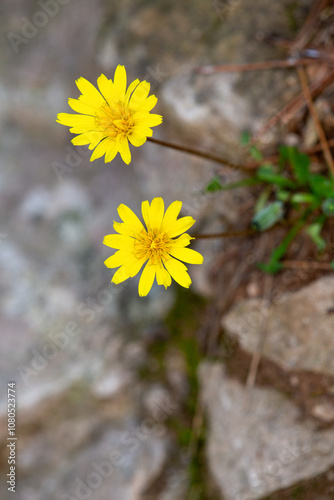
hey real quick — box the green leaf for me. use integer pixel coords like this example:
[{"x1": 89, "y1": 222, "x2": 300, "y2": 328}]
[
  {"x1": 279, "y1": 146, "x2": 310, "y2": 185},
  {"x1": 305, "y1": 221, "x2": 326, "y2": 251},
  {"x1": 276, "y1": 190, "x2": 290, "y2": 202},
  {"x1": 308, "y1": 174, "x2": 334, "y2": 198},
  {"x1": 291, "y1": 192, "x2": 318, "y2": 204},
  {"x1": 250, "y1": 145, "x2": 263, "y2": 161},
  {"x1": 252, "y1": 201, "x2": 284, "y2": 231},
  {"x1": 322, "y1": 198, "x2": 334, "y2": 216},
  {"x1": 258, "y1": 214, "x2": 309, "y2": 273},
  {"x1": 205, "y1": 176, "x2": 259, "y2": 193},
  {"x1": 331, "y1": 260, "x2": 334, "y2": 270},
  {"x1": 254, "y1": 185, "x2": 272, "y2": 212},
  {"x1": 240, "y1": 131, "x2": 251, "y2": 146},
  {"x1": 257, "y1": 261, "x2": 283, "y2": 274},
  {"x1": 256, "y1": 164, "x2": 296, "y2": 188},
  {"x1": 205, "y1": 175, "x2": 223, "y2": 192}
]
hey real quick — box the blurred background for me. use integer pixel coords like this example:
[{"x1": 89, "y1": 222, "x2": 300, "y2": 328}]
[{"x1": 2, "y1": 0, "x2": 334, "y2": 499}]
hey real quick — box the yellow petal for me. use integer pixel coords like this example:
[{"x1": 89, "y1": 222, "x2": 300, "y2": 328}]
[
  {"x1": 113, "y1": 65, "x2": 127, "y2": 100},
  {"x1": 163, "y1": 257, "x2": 191, "y2": 288},
  {"x1": 156, "y1": 265, "x2": 172, "y2": 289},
  {"x1": 165, "y1": 216, "x2": 196, "y2": 238},
  {"x1": 134, "y1": 113, "x2": 162, "y2": 127},
  {"x1": 104, "y1": 250, "x2": 130, "y2": 268},
  {"x1": 75, "y1": 77, "x2": 105, "y2": 106},
  {"x1": 78, "y1": 92, "x2": 104, "y2": 109},
  {"x1": 68, "y1": 98, "x2": 98, "y2": 116},
  {"x1": 113, "y1": 221, "x2": 143, "y2": 238},
  {"x1": 141, "y1": 200, "x2": 150, "y2": 230},
  {"x1": 105, "y1": 142, "x2": 119, "y2": 163},
  {"x1": 125, "y1": 78, "x2": 140, "y2": 103},
  {"x1": 90, "y1": 139, "x2": 109, "y2": 161},
  {"x1": 132, "y1": 125, "x2": 153, "y2": 137},
  {"x1": 129, "y1": 81, "x2": 150, "y2": 109},
  {"x1": 117, "y1": 204, "x2": 145, "y2": 233},
  {"x1": 119, "y1": 137, "x2": 131, "y2": 164},
  {"x1": 169, "y1": 247, "x2": 203, "y2": 264},
  {"x1": 97, "y1": 74, "x2": 115, "y2": 103},
  {"x1": 128, "y1": 133, "x2": 147, "y2": 147},
  {"x1": 72, "y1": 131, "x2": 103, "y2": 148},
  {"x1": 127, "y1": 256, "x2": 147, "y2": 277},
  {"x1": 147, "y1": 197, "x2": 164, "y2": 231},
  {"x1": 161, "y1": 201, "x2": 182, "y2": 230},
  {"x1": 112, "y1": 266, "x2": 130, "y2": 285},
  {"x1": 103, "y1": 234, "x2": 135, "y2": 249},
  {"x1": 138, "y1": 94, "x2": 158, "y2": 112},
  {"x1": 56, "y1": 113, "x2": 96, "y2": 129},
  {"x1": 138, "y1": 262, "x2": 156, "y2": 297},
  {"x1": 170, "y1": 233, "x2": 193, "y2": 248}
]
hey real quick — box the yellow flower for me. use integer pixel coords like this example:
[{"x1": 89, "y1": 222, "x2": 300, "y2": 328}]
[
  {"x1": 103, "y1": 198, "x2": 204, "y2": 296},
  {"x1": 56, "y1": 65, "x2": 162, "y2": 165}
]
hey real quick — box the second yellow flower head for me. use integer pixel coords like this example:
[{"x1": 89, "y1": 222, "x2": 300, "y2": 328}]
[{"x1": 103, "y1": 198, "x2": 204, "y2": 296}]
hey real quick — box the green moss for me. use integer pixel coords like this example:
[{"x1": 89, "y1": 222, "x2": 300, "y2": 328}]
[
  {"x1": 139, "y1": 286, "x2": 210, "y2": 498},
  {"x1": 285, "y1": 2, "x2": 300, "y2": 33}
]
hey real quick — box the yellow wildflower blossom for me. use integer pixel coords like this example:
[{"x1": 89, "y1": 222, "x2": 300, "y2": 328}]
[
  {"x1": 103, "y1": 198, "x2": 204, "y2": 296},
  {"x1": 56, "y1": 65, "x2": 162, "y2": 164}
]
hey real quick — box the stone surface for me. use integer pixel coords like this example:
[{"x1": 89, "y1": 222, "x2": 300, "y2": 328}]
[
  {"x1": 199, "y1": 362, "x2": 334, "y2": 500},
  {"x1": 222, "y1": 276, "x2": 334, "y2": 376},
  {"x1": 0, "y1": 0, "x2": 320, "y2": 499}
]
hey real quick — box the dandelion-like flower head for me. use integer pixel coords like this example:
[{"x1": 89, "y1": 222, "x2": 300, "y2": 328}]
[
  {"x1": 103, "y1": 198, "x2": 204, "y2": 296},
  {"x1": 56, "y1": 65, "x2": 162, "y2": 164}
]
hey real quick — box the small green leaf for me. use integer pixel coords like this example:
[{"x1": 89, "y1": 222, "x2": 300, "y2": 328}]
[
  {"x1": 308, "y1": 174, "x2": 334, "y2": 198},
  {"x1": 250, "y1": 145, "x2": 263, "y2": 161},
  {"x1": 322, "y1": 198, "x2": 334, "y2": 216},
  {"x1": 252, "y1": 201, "x2": 284, "y2": 231},
  {"x1": 258, "y1": 214, "x2": 309, "y2": 272},
  {"x1": 205, "y1": 176, "x2": 259, "y2": 193},
  {"x1": 276, "y1": 190, "x2": 290, "y2": 202},
  {"x1": 240, "y1": 131, "x2": 251, "y2": 146},
  {"x1": 205, "y1": 175, "x2": 223, "y2": 192},
  {"x1": 279, "y1": 146, "x2": 310, "y2": 185},
  {"x1": 305, "y1": 221, "x2": 326, "y2": 251},
  {"x1": 291, "y1": 193, "x2": 317, "y2": 204},
  {"x1": 331, "y1": 260, "x2": 334, "y2": 270},
  {"x1": 256, "y1": 165, "x2": 296, "y2": 188},
  {"x1": 257, "y1": 261, "x2": 283, "y2": 274}
]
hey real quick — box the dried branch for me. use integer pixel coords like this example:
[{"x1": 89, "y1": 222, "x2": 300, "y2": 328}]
[{"x1": 297, "y1": 66, "x2": 334, "y2": 177}]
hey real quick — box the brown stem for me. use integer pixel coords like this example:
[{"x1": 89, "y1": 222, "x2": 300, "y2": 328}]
[
  {"x1": 193, "y1": 228, "x2": 256, "y2": 239},
  {"x1": 147, "y1": 136, "x2": 250, "y2": 171},
  {"x1": 281, "y1": 260, "x2": 334, "y2": 270},
  {"x1": 297, "y1": 66, "x2": 334, "y2": 177},
  {"x1": 196, "y1": 57, "x2": 329, "y2": 75},
  {"x1": 254, "y1": 68, "x2": 334, "y2": 141}
]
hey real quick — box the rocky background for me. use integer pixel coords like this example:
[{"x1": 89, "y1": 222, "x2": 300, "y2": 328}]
[{"x1": 1, "y1": 0, "x2": 334, "y2": 499}]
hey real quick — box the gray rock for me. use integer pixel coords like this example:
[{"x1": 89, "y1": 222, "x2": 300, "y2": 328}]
[
  {"x1": 91, "y1": 366, "x2": 134, "y2": 399},
  {"x1": 16, "y1": 422, "x2": 168, "y2": 500},
  {"x1": 199, "y1": 362, "x2": 334, "y2": 500},
  {"x1": 222, "y1": 276, "x2": 334, "y2": 376}
]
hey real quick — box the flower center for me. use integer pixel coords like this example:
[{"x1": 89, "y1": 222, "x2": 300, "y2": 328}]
[
  {"x1": 96, "y1": 101, "x2": 134, "y2": 140},
  {"x1": 134, "y1": 230, "x2": 171, "y2": 264}
]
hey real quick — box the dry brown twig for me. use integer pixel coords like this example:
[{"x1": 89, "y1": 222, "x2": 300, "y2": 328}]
[{"x1": 297, "y1": 65, "x2": 334, "y2": 177}]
